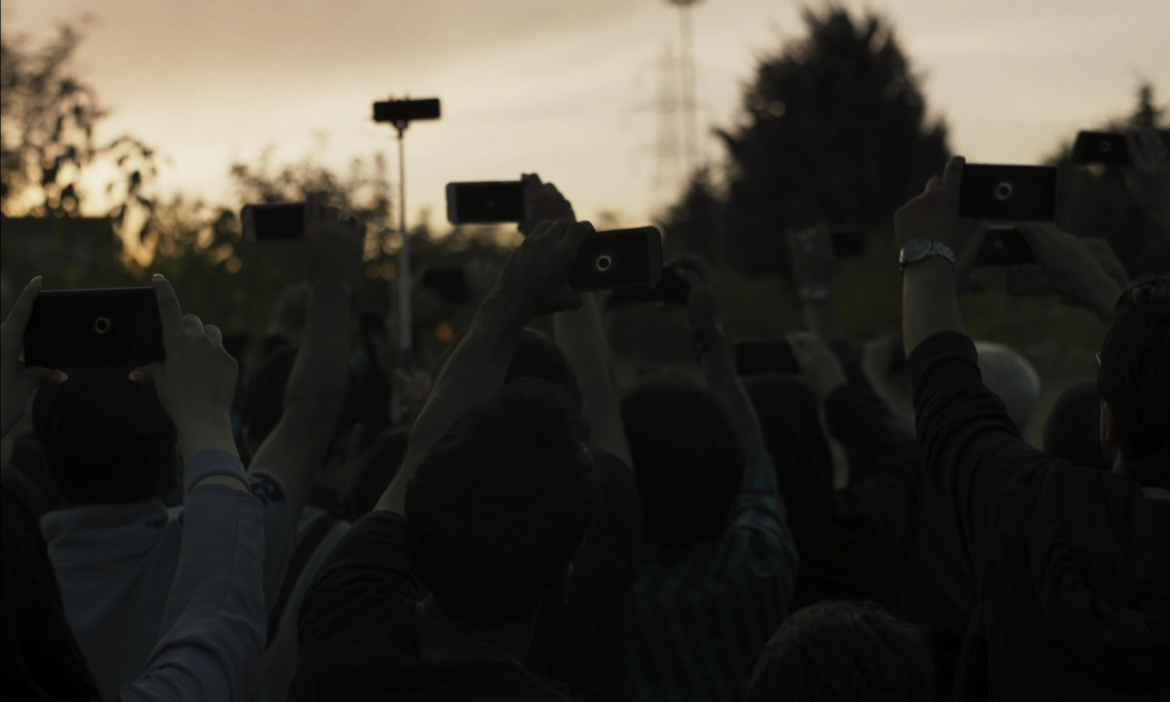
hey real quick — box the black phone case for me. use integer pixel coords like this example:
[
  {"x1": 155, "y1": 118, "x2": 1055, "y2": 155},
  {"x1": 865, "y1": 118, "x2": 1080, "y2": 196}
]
[
  {"x1": 570, "y1": 227, "x2": 663, "y2": 292},
  {"x1": 607, "y1": 265, "x2": 689, "y2": 306},
  {"x1": 735, "y1": 341, "x2": 799, "y2": 375},
  {"x1": 958, "y1": 164, "x2": 1057, "y2": 222},
  {"x1": 23, "y1": 288, "x2": 164, "y2": 369},
  {"x1": 1071, "y1": 132, "x2": 1131, "y2": 166},
  {"x1": 446, "y1": 182, "x2": 525, "y2": 224},
  {"x1": 974, "y1": 228, "x2": 1037, "y2": 267},
  {"x1": 830, "y1": 230, "x2": 867, "y2": 259}
]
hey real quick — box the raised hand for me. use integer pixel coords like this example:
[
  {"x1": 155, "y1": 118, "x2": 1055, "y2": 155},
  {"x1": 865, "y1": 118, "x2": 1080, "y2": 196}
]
[
  {"x1": 493, "y1": 217, "x2": 591, "y2": 319},
  {"x1": 0, "y1": 277, "x2": 66, "y2": 438},
  {"x1": 673, "y1": 254, "x2": 718, "y2": 330},
  {"x1": 519, "y1": 173, "x2": 576, "y2": 237},
  {"x1": 786, "y1": 331, "x2": 847, "y2": 403},
  {"x1": 304, "y1": 193, "x2": 367, "y2": 286},
  {"x1": 1015, "y1": 223, "x2": 1122, "y2": 324},
  {"x1": 895, "y1": 156, "x2": 978, "y2": 253},
  {"x1": 786, "y1": 224, "x2": 836, "y2": 292},
  {"x1": 1124, "y1": 128, "x2": 1170, "y2": 234},
  {"x1": 130, "y1": 275, "x2": 239, "y2": 462}
]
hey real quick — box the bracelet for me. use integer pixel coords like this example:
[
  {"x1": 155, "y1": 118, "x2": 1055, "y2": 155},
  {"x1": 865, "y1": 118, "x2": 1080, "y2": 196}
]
[
  {"x1": 691, "y1": 323, "x2": 725, "y2": 364},
  {"x1": 798, "y1": 285, "x2": 832, "y2": 303}
]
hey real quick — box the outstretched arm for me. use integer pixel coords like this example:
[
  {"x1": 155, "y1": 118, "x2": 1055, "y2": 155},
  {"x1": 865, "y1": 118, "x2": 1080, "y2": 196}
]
[
  {"x1": 248, "y1": 198, "x2": 367, "y2": 516},
  {"x1": 376, "y1": 218, "x2": 593, "y2": 515}
]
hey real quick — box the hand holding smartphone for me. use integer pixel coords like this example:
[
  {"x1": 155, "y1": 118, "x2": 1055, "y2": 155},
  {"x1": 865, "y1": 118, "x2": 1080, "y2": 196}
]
[
  {"x1": 23, "y1": 287, "x2": 165, "y2": 369},
  {"x1": 569, "y1": 227, "x2": 663, "y2": 293}
]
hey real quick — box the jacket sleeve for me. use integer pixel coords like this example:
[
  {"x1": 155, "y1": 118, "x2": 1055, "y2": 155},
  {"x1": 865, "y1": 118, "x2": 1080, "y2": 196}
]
[
  {"x1": 120, "y1": 452, "x2": 266, "y2": 702},
  {"x1": 907, "y1": 332, "x2": 1051, "y2": 579}
]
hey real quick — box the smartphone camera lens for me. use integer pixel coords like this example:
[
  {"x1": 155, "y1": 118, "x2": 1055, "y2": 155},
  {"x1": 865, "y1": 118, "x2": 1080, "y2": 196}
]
[
  {"x1": 1100, "y1": 141, "x2": 1112, "y2": 153},
  {"x1": 995, "y1": 182, "x2": 1014, "y2": 201},
  {"x1": 993, "y1": 239, "x2": 1006, "y2": 251},
  {"x1": 94, "y1": 316, "x2": 112, "y2": 335},
  {"x1": 595, "y1": 255, "x2": 612, "y2": 272}
]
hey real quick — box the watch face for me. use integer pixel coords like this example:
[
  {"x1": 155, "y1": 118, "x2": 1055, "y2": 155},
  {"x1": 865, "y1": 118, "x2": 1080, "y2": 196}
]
[{"x1": 902, "y1": 239, "x2": 933, "y2": 261}]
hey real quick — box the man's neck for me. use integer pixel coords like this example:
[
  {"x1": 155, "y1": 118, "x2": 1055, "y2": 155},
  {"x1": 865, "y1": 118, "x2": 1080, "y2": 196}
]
[{"x1": 414, "y1": 597, "x2": 535, "y2": 666}]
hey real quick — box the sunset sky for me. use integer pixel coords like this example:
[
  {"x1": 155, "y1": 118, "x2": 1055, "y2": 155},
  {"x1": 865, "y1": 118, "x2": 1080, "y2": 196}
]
[{"x1": 5, "y1": 0, "x2": 1168, "y2": 230}]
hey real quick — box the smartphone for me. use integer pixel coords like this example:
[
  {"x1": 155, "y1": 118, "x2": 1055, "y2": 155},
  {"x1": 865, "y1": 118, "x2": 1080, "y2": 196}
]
[
  {"x1": 974, "y1": 227, "x2": 1037, "y2": 267},
  {"x1": 241, "y1": 203, "x2": 304, "y2": 242},
  {"x1": 418, "y1": 266, "x2": 471, "y2": 305},
  {"x1": 958, "y1": 164, "x2": 1058, "y2": 222},
  {"x1": 1005, "y1": 268, "x2": 1057, "y2": 297},
  {"x1": 735, "y1": 341, "x2": 799, "y2": 375},
  {"x1": 1071, "y1": 132, "x2": 1130, "y2": 166},
  {"x1": 607, "y1": 265, "x2": 690, "y2": 306},
  {"x1": 372, "y1": 98, "x2": 441, "y2": 124},
  {"x1": 23, "y1": 288, "x2": 164, "y2": 369},
  {"x1": 831, "y1": 230, "x2": 867, "y2": 259},
  {"x1": 569, "y1": 227, "x2": 663, "y2": 292},
  {"x1": 445, "y1": 182, "x2": 524, "y2": 224}
]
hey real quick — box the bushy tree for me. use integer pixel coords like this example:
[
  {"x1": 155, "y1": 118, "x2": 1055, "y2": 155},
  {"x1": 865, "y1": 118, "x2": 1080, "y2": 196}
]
[{"x1": 695, "y1": 6, "x2": 950, "y2": 276}]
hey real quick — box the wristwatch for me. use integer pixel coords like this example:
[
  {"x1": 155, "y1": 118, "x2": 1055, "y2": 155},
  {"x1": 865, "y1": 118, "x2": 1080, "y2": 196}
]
[{"x1": 899, "y1": 238, "x2": 956, "y2": 271}]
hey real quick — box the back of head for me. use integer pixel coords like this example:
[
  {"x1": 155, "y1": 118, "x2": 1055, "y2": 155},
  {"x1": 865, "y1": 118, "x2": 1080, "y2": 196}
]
[
  {"x1": 746, "y1": 601, "x2": 934, "y2": 702},
  {"x1": 1042, "y1": 381, "x2": 1108, "y2": 470},
  {"x1": 974, "y1": 341, "x2": 1041, "y2": 431},
  {"x1": 240, "y1": 345, "x2": 367, "y2": 452},
  {"x1": 1098, "y1": 276, "x2": 1170, "y2": 487},
  {"x1": 33, "y1": 369, "x2": 176, "y2": 506},
  {"x1": 621, "y1": 374, "x2": 745, "y2": 549},
  {"x1": 405, "y1": 379, "x2": 596, "y2": 624}
]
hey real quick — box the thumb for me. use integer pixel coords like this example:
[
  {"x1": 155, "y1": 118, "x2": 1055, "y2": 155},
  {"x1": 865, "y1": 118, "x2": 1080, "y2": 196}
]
[
  {"x1": 22, "y1": 366, "x2": 67, "y2": 388},
  {"x1": 129, "y1": 362, "x2": 165, "y2": 384}
]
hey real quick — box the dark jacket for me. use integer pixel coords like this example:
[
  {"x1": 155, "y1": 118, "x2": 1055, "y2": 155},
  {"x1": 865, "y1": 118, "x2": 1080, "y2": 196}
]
[{"x1": 909, "y1": 332, "x2": 1170, "y2": 700}]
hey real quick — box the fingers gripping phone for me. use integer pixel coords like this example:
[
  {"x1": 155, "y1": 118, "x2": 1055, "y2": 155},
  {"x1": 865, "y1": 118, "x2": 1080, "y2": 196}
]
[
  {"x1": 23, "y1": 288, "x2": 165, "y2": 369},
  {"x1": 1071, "y1": 132, "x2": 1131, "y2": 166},
  {"x1": 569, "y1": 227, "x2": 663, "y2": 293},
  {"x1": 958, "y1": 165, "x2": 1058, "y2": 222},
  {"x1": 973, "y1": 227, "x2": 1037, "y2": 267},
  {"x1": 607, "y1": 264, "x2": 690, "y2": 306},
  {"x1": 735, "y1": 341, "x2": 799, "y2": 375},
  {"x1": 446, "y1": 182, "x2": 525, "y2": 224}
]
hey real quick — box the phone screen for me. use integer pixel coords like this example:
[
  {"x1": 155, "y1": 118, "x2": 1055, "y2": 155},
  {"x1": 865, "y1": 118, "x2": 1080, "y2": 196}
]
[
  {"x1": 446, "y1": 182, "x2": 524, "y2": 224},
  {"x1": 23, "y1": 288, "x2": 164, "y2": 369},
  {"x1": 735, "y1": 341, "x2": 799, "y2": 375},
  {"x1": 242, "y1": 203, "x2": 304, "y2": 242}
]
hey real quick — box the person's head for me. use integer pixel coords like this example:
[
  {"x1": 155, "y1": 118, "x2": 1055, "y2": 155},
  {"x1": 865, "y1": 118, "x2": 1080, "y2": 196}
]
[
  {"x1": 973, "y1": 341, "x2": 1041, "y2": 431},
  {"x1": 405, "y1": 379, "x2": 596, "y2": 625},
  {"x1": 433, "y1": 327, "x2": 583, "y2": 409},
  {"x1": 746, "y1": 601, "x2": 934, "y2": 702},
  {"x1": 1098, "y1": 276, "x2": 1170, "y2": 487},
  {"x1": 1042, "y1": 381, "x2": 1108, "y2": 470},
  {"x1": 33, "y1": 369, "x2": 178, "y2": 507},
  {"x1": 239, "y1": 346, "x2": 367, "y2": 469},
  {"x1": 621, "y1": 373, "x2": 745, "y2": 549}
]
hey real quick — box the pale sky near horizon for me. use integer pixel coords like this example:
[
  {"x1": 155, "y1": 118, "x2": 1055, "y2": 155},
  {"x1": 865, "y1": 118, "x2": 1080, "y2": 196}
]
[{"x1": 4, "y1": 0, "x2": 1168, "y2": 230}]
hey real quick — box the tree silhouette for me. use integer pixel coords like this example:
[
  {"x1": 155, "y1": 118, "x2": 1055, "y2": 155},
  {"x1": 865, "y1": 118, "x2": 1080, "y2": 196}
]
[{"x1": 672, "y1": 6, "x2": 950, "y2": 276}]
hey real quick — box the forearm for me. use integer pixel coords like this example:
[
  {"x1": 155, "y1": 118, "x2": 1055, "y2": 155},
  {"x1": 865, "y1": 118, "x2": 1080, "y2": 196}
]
[
  {"x1": 554, "y1": 295, "x2": 632, "y2": 466},
  {"x1": 701, "y1": 336, "x2": 765, "y2": 452},
  {"x1": 377, "y1": 293, "x2": 527, "y2": 513},
  {"x1": 902, "y1": 258, "x2": 965, "y2": 357},
  {"x1": 802, "y1": 300, "x2": 847, "y2": 343}
]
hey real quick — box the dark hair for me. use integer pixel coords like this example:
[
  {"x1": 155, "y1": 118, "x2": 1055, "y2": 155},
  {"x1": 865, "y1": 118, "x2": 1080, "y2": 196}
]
[
  {"x1": 33, "y1": 369, "x2": 177, "y2": 506},
  {"x1": 432, "y1": 328, "x2": 583, "y2": 408},
  {"x1": 1098, "y1": 276, "x2": 1170, "y2": 487},
  {"x1": 239, "y1": 345, "x2": 367, "y2": 451},
  {"x1": 405, "y1": 380, "x2": 596, "y2": 624},
  {"x1": 621, "y1": 374, "x2": 745, "y2": 549},
  {"x1": 1, "y1": 470, "x2": 99, "y2": 700},
  {"x1": 1042, "y1": 380, "x2": 1108, "y2": 471},
  {"x1": 746, "y1": 601, "x2": 934, "y2": 702}
]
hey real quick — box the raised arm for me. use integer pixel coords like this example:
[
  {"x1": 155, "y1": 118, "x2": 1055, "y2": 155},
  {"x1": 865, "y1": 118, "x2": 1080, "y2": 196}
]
[
  {"x1": 376, "y1": 218, "x2": 593, "y2": 514},
  {"x1": 1, "y1": 277, "x2": 66, "y2": 439},
  {"x1": 786, "y1": 224, "x2": 848, "y2": 344},
  {"x1": 248, "y1": 198, "x2": 367, "y2": 515},
  {"x1": 675, "y1": 255, "x2": 765, "y2": 452}
]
